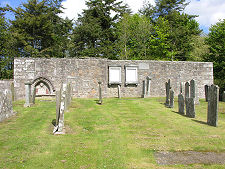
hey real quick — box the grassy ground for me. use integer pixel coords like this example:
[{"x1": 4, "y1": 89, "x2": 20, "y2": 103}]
[{"x1": 0, "y1": 97, "x2": 225, "y2": 169}]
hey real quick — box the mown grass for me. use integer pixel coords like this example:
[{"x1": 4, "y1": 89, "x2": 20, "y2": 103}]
[{"x1": 0, "y1": 97, "x2": 224, "y2": 169}]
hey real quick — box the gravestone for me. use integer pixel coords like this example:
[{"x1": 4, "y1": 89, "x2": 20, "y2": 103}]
[
  {"x1": 98, "y1": 82, "x2": 102, "y2": 104},
  {"x1": 178, "y1": 94, "x2": 185, "y2": 115},
  {"x1": 222, "y1": 91, "x2": 225, "y2": 102},
  {"x1": 190, "y1": 79, "x2": 199, "y2": 104},
  {"x1": 118, "y1": 85, "x2": 121, "y2": 98},
  {"x1": 185, "y1": 82, "x2": 190, "y2": 100},
  {"x1": 142, "y1": 80, "x2": 146, "y2": 98},
  {"x1": 169, "y1": 90, "x2": 174, "y2": 108},
  {"x1": 207, "y1": 85, "x2": 219, "y2": 127},
  {"x1": 24, "y1": 82, "x2": 32, "y2": 107},
  {"x1": 58, "y1": 83, "x2": 66, "y2": 134},
  {"x1": 186, "y1": 97, "x2": 195, "y2": 118},
  {"x1": 165, "y1": 82, "x2": 170, "y2": 106},
  {"x1": 180, "y1": 82, "x2": 182, "y2": 94},
  {"x1": 31, "y1": 87, "x2": 36, "y2": 104},
  {"x1": 53, "y1": 90, "x2": 61, "y2": 133},
  {"x1": 11, "y1": 82, "x2": 15, "y2": 101},
  {"x1": 204, "y1": 85, "x2": 209, "y2": 102},
  {"x1": 146, "y1": 76, "x2": 151, "y2": 96}
]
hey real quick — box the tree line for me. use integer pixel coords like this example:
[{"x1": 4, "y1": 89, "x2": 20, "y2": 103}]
[{"x1": 0, "y1": 0, "x2": 224, "y2": 93}]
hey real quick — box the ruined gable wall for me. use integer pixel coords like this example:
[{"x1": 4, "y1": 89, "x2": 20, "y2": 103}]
[{"x1": 14, "y1": 58, "x2": 213, "y2": 99}]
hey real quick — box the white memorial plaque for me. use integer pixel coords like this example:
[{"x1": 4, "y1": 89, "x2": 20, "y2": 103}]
[
  {"x1": 109, "y1": 66, "x2": 121, "y2": 84},
  {"x1": 125, "y1": 66, "x2": 138, "y2": 84}
]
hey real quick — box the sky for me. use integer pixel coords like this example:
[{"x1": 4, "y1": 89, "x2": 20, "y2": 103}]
[{"x1": 1, "y1": 0, "x2": 225, "y2": 33}]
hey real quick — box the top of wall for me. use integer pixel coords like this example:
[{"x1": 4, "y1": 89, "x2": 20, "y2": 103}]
[{"x1": 14, "y1": 57, "x2": 213, "y2": 65}]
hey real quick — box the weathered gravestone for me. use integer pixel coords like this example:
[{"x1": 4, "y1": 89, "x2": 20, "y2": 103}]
[
  {"x1": 205, "y1": 85, "x2": 209, "y2": 102},
  {"x1": 24, "y1": 82, "x2": 32, "y2": 107},
  {"x1": 186, "y1": 97, "x2": 195, "y2": 118},
  {"x1": 169, "y1": 90, "x2": 174, "y2": 108},
  {"x1": 222, "y1": 91, "x2": 225, "y2": 102},
  {"x1": 190, "y1": 79, "x2": 199, "y2": 104},
  {"x1": 165, "y1": 79, "x2": 171, "y2": 106},
  {"x1": 118, "y1": 85, "x2": 121, "y2": 98},
  {"x1": 31, "y1": 87, "x2": 36, "y2": 105},
  {"x1": 207, "y1": 85, "x2": 219, "y2": 127},
  {"x1": 53, "y1": 83, "x2": 66, "y2": 134},
  {"x1": 98, "y1": 82, "x2": 102, "y2": 104},
  {"x1": 146, "y1": 76, "x2": 151, "y2": 97},
  {"x1": 142, "y1": 80, "x2": 146, "y2": 98},
  {"x1": 178, "y1": 94, "x2": 185, "y2": 115},
  {"x1": 185, "y1": 82, "x2": 190, "y2": 100}
]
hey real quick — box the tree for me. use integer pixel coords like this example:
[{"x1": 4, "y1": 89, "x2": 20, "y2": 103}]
[
  {"x1": 204, "y1": 19, "x2": 225, "y2": 96},
  {"x1": 116, "y1": 13, "x2": 170, "y2": 60},
  {"x1": 70, "y1": 0, "x2": 130, "y2": 59},
  {"x1": 140, "y1": 0, "x2": 201, "y2": 61},
  {"x1": 8, "y1": 0, "x2": 72, "y2": 58},
  {"x1": 0, "y1": 8, "x2": 14, "y2": 79}
]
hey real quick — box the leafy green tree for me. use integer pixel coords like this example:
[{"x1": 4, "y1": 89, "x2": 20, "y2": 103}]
[
  {"x1": 116, "y1": 14, "x2": 170, "y2": 60},
  {"x1": 204, "y1": 19, "x2": 225, "y2": 95},
  {"x1": 0, "y1": 8, "x2": 14, "y2": 79},
  {"x1": 8, "y1": 0, "x2": 72, "y2": 58},
  {"x1": 140, "y1": 0, "x2": 201, "y2": 61},
  {"x1": 70, "y1": 0, "x2": 130, "y2": 59}
]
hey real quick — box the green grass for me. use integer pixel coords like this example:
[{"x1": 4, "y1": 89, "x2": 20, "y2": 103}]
[{"x1": 0, "y1": 97, "x2": 225, "y2": 169}]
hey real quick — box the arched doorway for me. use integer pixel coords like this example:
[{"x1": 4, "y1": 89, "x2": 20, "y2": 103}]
[{"x1": 31, "y1": 77, "x2": 55, "y2": 96}]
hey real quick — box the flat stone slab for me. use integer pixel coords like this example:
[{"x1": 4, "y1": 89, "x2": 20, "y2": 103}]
[{"x1": 155, "y1": 151, "x2": 225, "y2": 165}]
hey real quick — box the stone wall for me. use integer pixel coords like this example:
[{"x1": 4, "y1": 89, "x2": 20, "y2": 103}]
[
  {"x1": 14, "y1": 58, "x2": 214, "y2": 99},
  {"x1": 0, "y1": 80, "x2": 15, "y2": 122}
]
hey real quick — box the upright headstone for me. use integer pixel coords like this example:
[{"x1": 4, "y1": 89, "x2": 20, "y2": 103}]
[
  {"x1": 180, "y1": 82, "x2": 183, "y2": 94},
  {"x1": 31, "y1": 86, "x2": 36, "y2": 104},
  {"x1": 207, "y1": 85, "x2": 219, "y2": 127},
  {"x1": 222, "y1": 91, "x2": 225, "y2": 102},
  {"x1": 190, "y1": 79, "x2": 199, "y2": 104},
  {"x1": 118, "y1": 85, "x2": 121, "y2": 99},
  {"x1": 57, "y1": 83, "x2": 66, "y2": 134},
  {"x1": 165, "y1": 82, "x2": 170, "y2": 106},
  {"x1": 98, "y1": 82, "x2": 102, "y2": 104},
  {"x1": 24, "y1": 82, "x2": 32, "y2": 107},
  {"x1": 178, "y1": 94, "x2": 185, "y2": 115},
  {"x1": 169, "y1": 90, "x2": 174, "y2": 108},
  {"x1": 146, "y1": 76, "x2": 151, "y2": 97},
  {"x1": 185, "y1": 82, "x2": 190, "y2": 100},
  {"x1": 142, "y1": 80, "x2": 146, "y2": 98},
  {"x1": 186, "y1": 97, "x2": 195, "y2": 118},
  {"x1": 11, "y1": 82, "x2": 15, "y2": 101},
  {"x1": 205, "y1": 85, "x2": 209, "y2": 102}
]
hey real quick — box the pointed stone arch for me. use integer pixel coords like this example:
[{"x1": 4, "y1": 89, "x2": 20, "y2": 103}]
[{"x1": 31, "y1": 77, "x2": 55, "y2": 96}]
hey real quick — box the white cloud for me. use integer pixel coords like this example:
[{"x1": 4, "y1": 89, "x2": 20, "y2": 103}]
[
  {"x1": 185, "y1": 0, "x2": 225, "y2": 30},
  {"x1": 60, "y1": 0, "x2": 155, "y2": 20}
]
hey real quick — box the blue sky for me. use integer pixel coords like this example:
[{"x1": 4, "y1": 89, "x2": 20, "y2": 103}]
[{"x1": 1, "y1": 0, "x2": 225, "y2": 33}]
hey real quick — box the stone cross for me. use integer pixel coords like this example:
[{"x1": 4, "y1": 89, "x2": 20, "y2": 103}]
[
  {"x1": 118, "y1": 85, "x2": 121, "y2": 99},
  {"x1": 98, "y1": 82, "x2": 102, "y2": 104},
  {"x1": 178, "y1": 93, "x2": 185, "y2": 115},
  {"x1": 142, "y1": 80, "x2": 146, "y2": 98},
  {"x1": 24, "y1": 82, "x2": 32, "y2": 107},
  {"x1": 207, "y1": 84, "x2": 219, "y2": 127},
  {"x1": 204, "y1": 85, "x2": 209, "y2": 102},
  {"x1": 146, "y1": 76, "x2": 151, "y2": 97},
  {"x1": 169, "y1": 90, "x2": 174, "y2": 108},
  {"x1": 186, "y1": 97, "x2": 195, "y2": 118}
]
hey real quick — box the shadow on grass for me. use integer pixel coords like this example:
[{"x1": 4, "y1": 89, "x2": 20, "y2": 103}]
[
  {"x1": 172, "y1": 111, "x2": 186, "y2": 117},
  {"x1": 191, "y1": 119, "x2": 208, "y2": 126}
]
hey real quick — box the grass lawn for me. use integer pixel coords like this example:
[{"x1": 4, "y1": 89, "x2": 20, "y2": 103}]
[{"x1": 0, "y1": 97, "x2": 225, "y2": 168}]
